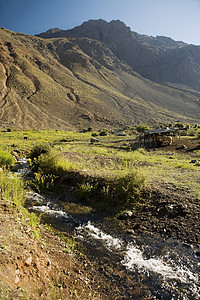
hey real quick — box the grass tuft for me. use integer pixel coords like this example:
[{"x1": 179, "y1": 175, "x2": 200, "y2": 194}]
[{"x1": 0, "y1": 149, "x2": 15, "y2": 168}]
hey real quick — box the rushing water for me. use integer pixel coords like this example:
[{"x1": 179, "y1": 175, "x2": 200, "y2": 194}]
[
  {"x1": 77, "y1": 221, "x2": 200, "y2": 299},
  {"x1": 16, "y1": 159, "x2": 200, "y2": 299},
  {"x1": 26, "y1": 191, "x2": 200, "y2": 299}
]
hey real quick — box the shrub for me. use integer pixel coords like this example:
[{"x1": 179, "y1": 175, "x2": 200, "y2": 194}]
[
  {"x1": 76, "y1": 170, "x2": 146, "y2": 210},
  {"x1": 31, "y1": 149, "x2": 79, "y2": 179},
  {"x1": 87, "y1": 126, "x2": 93, "y2": 132},
  {"x1": 135, "y1": 125, "x2": 150, "y2": 133},
  {"x1": 32, "y1": 173, "x2": 56, "y2": 193},
  {"x1": 32, "y1": 150, "x2": 58, "y2": 175},
  {"x1": 0, "y1": 169, "x2": 41, "y2": 238},
  {"x1": 0, "y1": 170, "x2": 24, "y2": 208},
  {"x1": 99, "y1": 129, "x2": 108, "y2": 136},
  {"x1": 0, "y1": 149, "x2": 15, "y2": 168},
  {"x1": 76, "y1": 182, "x2": 94, "y2": 202},
  {"x1": 29, "y1": 143, "x2": 51, "y2": 160},
  {"x1": 91, "y1": 132, "x2": 99, "y2": 137},
  {"x1": 112, "y1": 171, "x2": 146, "y2": 206}
]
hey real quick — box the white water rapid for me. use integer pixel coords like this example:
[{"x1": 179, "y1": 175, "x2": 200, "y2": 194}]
[{"x1": 77, "y1": 221, "x2": 200, "y2": 299}]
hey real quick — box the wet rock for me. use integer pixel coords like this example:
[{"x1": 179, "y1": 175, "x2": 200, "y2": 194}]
[
  {"x1": 133, "y1": 223, "x2": 140, "y2": 230},
  {"x1": 118, "y1": 211, "x2": 133, "y2": 220},
  {"x1": 183, "y1": 242, "x2": 193, "y2": 248}
]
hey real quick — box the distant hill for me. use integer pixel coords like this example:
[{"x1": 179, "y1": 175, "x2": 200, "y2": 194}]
[{"x1": 0, "y1": 20, "x2": 200, "y2": 130}]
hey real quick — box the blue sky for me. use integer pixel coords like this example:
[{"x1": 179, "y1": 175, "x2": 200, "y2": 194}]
[{"x1": 0, "y1": 0, "x2": 200, "y2": 45}]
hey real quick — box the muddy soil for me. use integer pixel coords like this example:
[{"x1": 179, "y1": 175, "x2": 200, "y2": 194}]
[{"x1": 119, "y1": 183, "x2": 200, "y2": 247}]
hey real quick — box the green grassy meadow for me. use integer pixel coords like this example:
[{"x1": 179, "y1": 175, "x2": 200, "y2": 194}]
[{"x1": 0, "y1": 127, "x2": 199, "y2": 211}]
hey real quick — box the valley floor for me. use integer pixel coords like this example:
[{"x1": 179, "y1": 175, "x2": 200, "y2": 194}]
[{"x1": 0, "y1": 131, "x2": 200, "y2": 299}]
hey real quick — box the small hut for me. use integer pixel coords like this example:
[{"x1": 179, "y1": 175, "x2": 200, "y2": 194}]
[{"x1": 137, "y1": 127, "x2": 180, "y2": 148}]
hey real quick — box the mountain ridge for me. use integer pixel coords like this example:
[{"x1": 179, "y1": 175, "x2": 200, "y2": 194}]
[
  {"x1": 0, "y1": 20, "x2": 200, "y2": 130},
  {"x1": 37, "y1": 19, "x2": 200, "y2": 91}
]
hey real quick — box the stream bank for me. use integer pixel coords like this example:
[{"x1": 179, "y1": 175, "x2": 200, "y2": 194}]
[
  {"x1": 26, "y1": 187, "x2": 200, "y2": 300},
  {"x1": 5, "y1": 156, "x2": 200, "y2": 299}
]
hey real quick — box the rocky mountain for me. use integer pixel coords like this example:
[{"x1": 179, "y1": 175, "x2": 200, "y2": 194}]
[
  {"x1": 0, "y1": 20, "x2": 200, "y2": 130},
  {"x1": 38, "y1": 19, "x2": 200, "y2": 91}
]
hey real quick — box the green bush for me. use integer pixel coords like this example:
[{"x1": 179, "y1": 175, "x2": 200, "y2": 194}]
[
  {"x1": 76, "y1": 170, "x2": 146, "y2": 210},
  {"x1": 91, "y1": 132, "x2": 99, "y2": 137},
  {"x1": 112, "y1": 172, "x2": 145, "y2": 206},
  {"x1": 0, "y1": 169, "x2": 24, "y2": 205},
  {"x1": 29, "y1": 143, "x2": 51, "y2": 160},
  {"x1": 0, "y1": 149, "x2": 15, "y2": 168},
  {"x1": 135, "y1": 125, "x2": 150, "y2": 133},
  {"x1": 99, "y1": 129, "x2": 108, "y2": 136},
  {"x1": 87, "y1": 126, "x2": 93, "y2": 132},
  {"x1": 32, "y1": 150, "x2": 57, "y2": 175},
  {"x1": 32, "y1": 173, "x2": 56, "y2": 193}
]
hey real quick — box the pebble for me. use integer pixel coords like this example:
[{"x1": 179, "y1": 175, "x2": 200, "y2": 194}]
[
  {"x1": 25, "y1": 256, "x2": 32, "y2": 266},
  {"x1": 15, "y1": 275, "x2": 20, "y2": 284}
]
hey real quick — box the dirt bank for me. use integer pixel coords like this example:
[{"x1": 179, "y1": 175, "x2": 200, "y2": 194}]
[
  {"x1": 0, "y1": 197, "x2": 109, "y2": 299},
  {"x1": 119, "y1": 183, "x2": 200, "y2": 247}
]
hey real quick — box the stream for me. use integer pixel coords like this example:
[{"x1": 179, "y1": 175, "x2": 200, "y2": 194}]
[
  {"x1": 26, "y1": 191, "x2": 200, "y2": 300},
  {"x1": 18, "y1": 159, "x2": 200, "y2": 299}
]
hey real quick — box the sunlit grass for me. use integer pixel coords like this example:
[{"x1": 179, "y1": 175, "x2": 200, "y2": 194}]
[
  {"x1": 0, "y1": 170, "x2": 41, "y2": 238},
  {"x1": 0, "y1": 129, "x2": 199, "y2": 202}
]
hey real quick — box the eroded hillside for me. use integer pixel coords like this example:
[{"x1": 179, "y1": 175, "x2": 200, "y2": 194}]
[{"x1": 0, "y1": 24, "x2": 200, "y2": 130}]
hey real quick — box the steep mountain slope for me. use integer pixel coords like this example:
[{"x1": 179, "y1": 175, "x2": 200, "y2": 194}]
[
  {"x1": 0, "y1": 24, "x2": 200, "y2": 130},
  {"x1": 38, "y1": 19, "x2": 200, "y2": 92}
]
